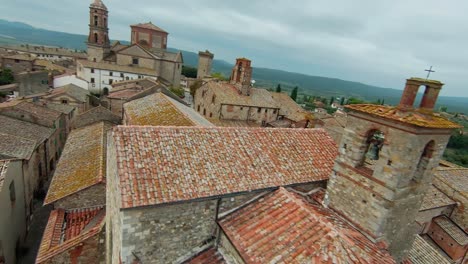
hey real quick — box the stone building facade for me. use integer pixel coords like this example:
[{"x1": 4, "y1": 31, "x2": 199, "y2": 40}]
[
  {"x1": 197, "y1": 50, "x2": 214, "y2": 79},
  {"x1": 324, "y1": 78, "x2": 461, "y2": 262},
  {"x1": 78, "y1": 0, "x2": 183, "y2": 94}
]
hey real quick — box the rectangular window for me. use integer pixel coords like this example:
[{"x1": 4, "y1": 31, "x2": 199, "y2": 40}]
[
  {"x1": 61, "y1": 99, "x2": 68, "y2": 104},
  {"x1": 9, "y1": 181, "x2": 16, "y2": 202},
  {"x1": 91, "y1": 68, "x2": 95, "y2": 73},
  {"x1": 257, "y1": 108, "x2": 262, "y2": 113},
  {"x1": 132, "y1": 58, "x2": 139, "y2": 65},
  {"x1": 109, "y1": 79, "x2": 113, "y2": 84},
  {"x1": 91, "y1": 78, "x2": 95, "y2": 83},
  {"x1": 120, "y1": 73, "x2": 124, "y2": 78},
  {"x1": 109, "y1": 72, "x2": 113, "y2": 76}
]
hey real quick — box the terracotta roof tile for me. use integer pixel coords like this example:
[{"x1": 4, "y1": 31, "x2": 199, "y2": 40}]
[
  {"x1": 270, "y1": 92, "x2": 313, "y2": 122},
  {"x1": 203, "y1": 81, "x2": 279, "y2": 108},
  {"x1": 184, "y1": 248, "x2": 226, "y2": 264},
  {"x1": 219, "y1": 188, "x2": 396, "y2": 263},
  {"x1": 0, "y1": 101, "x2": 62, "y2": 128},
  {"x1": 45, "y1": 84, "x2": 90, "y2": 103},
  {"x1": 434, "y1": 216, "x2": 468, "y2": 245},
  {"x1": 346, "y1": 104, "x2": 461, "y2": 129},
  {"x1": 111, "y1": 126, "x2": 337, "y2": 208},
  {"x1": 407, "y1": 235, "x2": 451, "y2": 264},
  {"x1": 72, "y1": 106, "x2": 121, "y2": 129},
  {"x1": 44, "y1": 122, "x2": 111, "y2": 205},
  {"x1": 419, "y1": 185, "x2": 456, "y2": 211},
  {"x1": 36, "y1": 206, "x2": 105, "y2": 264},
  {"x1": 123, "y1": 93, "x2": 213, "y2": 127}
]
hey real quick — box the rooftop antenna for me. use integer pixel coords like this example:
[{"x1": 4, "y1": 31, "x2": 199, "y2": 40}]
[{"x1": 425, "y1": 66, "x2": 435, "y2": 80}]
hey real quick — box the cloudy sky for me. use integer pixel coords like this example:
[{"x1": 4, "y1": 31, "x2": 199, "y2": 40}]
[{"x1": 2, "y1": 0, "x2": 468, "y2": 96}]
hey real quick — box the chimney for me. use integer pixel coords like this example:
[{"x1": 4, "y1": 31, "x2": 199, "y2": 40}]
[{"x1": 398, "y1": 78, "x2": 443, "y2": 113}]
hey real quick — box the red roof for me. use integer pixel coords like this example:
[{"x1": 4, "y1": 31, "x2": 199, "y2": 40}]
[
  {"x1": 219, "y1": 188, "x2": 396, "y2": 263},
  {"x1": 185, "y1": 248, "x2": 226, "y2": 264},
  {"x1": 131, "y1": 22, "x2": 168, "y2": 33},
  {"x1": 36, "y1": 207, "x2": 105, "y2": 263},
  {"x1": 111, "y1": 126, "x2": 338, "y2": 208}
]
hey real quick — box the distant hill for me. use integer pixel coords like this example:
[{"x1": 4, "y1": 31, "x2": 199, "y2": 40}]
[{"x1": 1, "y1": 19, "x2": 467, "y2": 114}]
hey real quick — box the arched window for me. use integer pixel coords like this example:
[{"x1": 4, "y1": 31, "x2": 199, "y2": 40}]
[
  {"x1": 94, "y1": 33, "x2": 99, "y2": 43},
  {"x1": 103, "y1": 88, "x2": 109, "y2": 96},
  {"x1": 358, "y1": 129, "x2": 385, "y2": 169},
  {"x1": 94, "y1": 15, "x2": 98, "y2": 26},
  {"x1": 413, "y1": 140, "x2": 435, "y2": 182}
]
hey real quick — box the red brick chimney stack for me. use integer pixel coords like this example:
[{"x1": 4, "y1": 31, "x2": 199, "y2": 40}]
[{"x1": 398, "y1": 78, "x2": 443, "y2": 113}]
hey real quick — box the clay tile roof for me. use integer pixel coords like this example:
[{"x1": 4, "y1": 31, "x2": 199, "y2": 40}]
[
  {"x1": 346, "y1": 104, "x2": 461, "y2": 129},
  {"x1": 0, "y1": 160, "x2": 9, "y2": 192},
  {"x1": 204, "y1": 82, "x2": 280, "y2": 109},
  {"x1": 270, "y1": 92, "x2": 313, "y2": 122},
  {"x1": 407, "y1": 235, "x2": 451, "y2": 264},
  {"x1": 434, "y1": 216, "x2": 468, "y2": 245},
  {"x1": 111, "y1": 126, "x2": 338, "y2": 208},
  {"x1": 0, "y1": 133, "x2": 36, "y2": 160},
  {"x1": 45, "y1": 84, "x2": 90, "y2": 103},
  {"x1": 0, "y1": 101, "x2": 62, "y2": 128},
  {"x1": 0, "y1": 115, "x2": 54, "y2": 147},
  {"x1": 44, "y1": 122, "x2": 112, "y2": 205},
  {"x1": 434, "y1": 168, "x2": 468, "y2": 197},
  {"x1": 43, "y1": 103, "x2": 76, "y2": 114},
  {"x1": 123, "y1": 93, "x2": 213, "y2": 127},
  {"x1": 131, "y1": 22, "x2": 168, "y2": 33},
  {"x1": 419, "y1": 185, "x2": 456, "y2": 211},
  {"x1": 219, "y1": 188, "x2": 396, "y2": 264},
  {"x1": 36, "y1": 206, "x2": 105, "y2": 264},
  {"x1": 184, "y1": 248, "x2": 226, "y2": 264},
  {"x1": 3, "y1": 53, "x2": 35, "y2": 61},
  {"x1": 72, "y1": 106, "x2": 121, "y2": 129}
]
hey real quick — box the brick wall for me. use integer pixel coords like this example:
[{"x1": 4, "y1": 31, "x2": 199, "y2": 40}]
[
  {"x1": 54, "y1": 184, "x2": 105, "y2": 210},
  {"x1": 218, "y1": 231, "x2": 245, "y2": 264}
]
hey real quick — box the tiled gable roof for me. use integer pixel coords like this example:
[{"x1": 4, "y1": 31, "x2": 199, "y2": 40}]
[
  {"x1": 123, "y1": 93, "x2": 213, "y2": 127},
  {"x1": 0, "y1": 101, "x2": 62, "y2": 128},
  {"x1": 72, "y1": 106, "x2": 121, "y2": 129},
  {"x1": 78, "y1": 59, "x2": 158, "y2": 77},
  {"x1": 44, "y1": 122, "x2": 111, "y2": 205},
  {"x1": 203, "y1": 82, "x2": 280, "y2": 108},
  {"x1": 346, "y1": 104, "x2": 461, "y2": 129},
  {"x1": 219, "y1": 188, "x2": 396, "y2": 263},
  {"x1": 434, "y1": 216, "x2": 468, "y2": 245},
  {"x1": 419, "y1": 185, "x2": 456, "y2": 211},
  {"x1": 270, "y1": 92, "x2": 313, "y2": 122},
  {"x1": 131, "y1": 22, "x2": 168, "y2": 33},
  {"x1": 0, "y1": 114, "x2": 54, "y2": 146},
  {"x1": 45, "y1": 84, "x2": 90, "y2": 103},
  {"x1": 111, "y1": 126, "x2": 337, "y2": 208},
  {"x1": 407, "y1": 235, "x2": 451, "y2": 264},
  {"x1": 434, "y1": 168, "x2": 468, "y2": 197},
  {"x1": 36, "y1": 206, "x2": 105, "y2": 263},
  {"x1": 0, "y1": 133, "x2": 36, "y2": 160}
]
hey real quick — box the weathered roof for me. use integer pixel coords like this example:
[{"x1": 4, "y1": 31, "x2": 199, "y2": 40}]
[
  {"x1": 185, "y1": 248, "x2": 226, "y2": 264},
  {"x1": 123, "y1": 93, "x2": 213, "y2": 127},
  {"x1": 131, "y1": 22, "x2": 168, "y2": 33},
  {"x1": 0, "y1": 115, "x2": 54, "y2": 147},
  {"x1": 34, "y1": 59, "x2": 69, "y2": 73},
  {"x1": 434, "y1": 168, "x2": 468, "y2": 197},
  {"x1": 0, "y1": 133, "x2": 36, "y2": 160},
  {"x1": 148, "y1": 48, "x2": 182, "y2": 63},
  {"x1": 407, "y1": 235, "x2": 451, "y2": 264},
  {"x1": 111, "y1": 126, "x2": 338, "y2": 208},
  {"x1": 219, "y1": 188, "x2": 395, "y2": 263},
  {"x1": 419, "y1": 185, "x2": 456, "y2": 211},
  {"x1": 271, "y1": 92, "x2": 313, "y2": 122},
  {"x1": 0, "y1": 101, "x2": 62, "y2": 128},
  {"x1": 45, "y1": 84, "x2": 90, "y2": 103},
  {"x1": 72, "y1": 106, "x2": 121, "y2": 129},
  {"x1": 434, "y1": 216, "x2": 468, "y2": 245},
  {"x1": 346, "y1": 104, "x2": 461, "y2": 129},
  {"x1": 36, "y1": 206, "x2": 105, "y2": 264},
  {"x1": 3, "y1": 53, "x2": 35, "y2": 61},
  {"x1": 1, "y1": 44, "x2": 86, "y2": 58},
  {"x1": 44, "y1": 122, "x2": 111, "y2": 205},
  {"x1": 78, "y1": 59, "x2": 158, "y2": 77},
  {"x1": 203, "y1": 82, "x2": 279, "y2": 108},
  {"x1": 0, "y1": 160, "x2": 9, "y2": 192},
  {"x1": 43, "y1": 103, "x2": 76, "y2": 114},
  {"x1": 90, "y1": 0, "x2": 107, "y2": 10}
]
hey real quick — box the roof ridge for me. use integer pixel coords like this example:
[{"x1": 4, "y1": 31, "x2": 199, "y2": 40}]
[{"x1": 162, "y1": 94, "x2": 197, "y2": 126}]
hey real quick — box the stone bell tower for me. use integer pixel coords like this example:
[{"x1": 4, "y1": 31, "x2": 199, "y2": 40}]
[
  {"x1": 87, "y1": 0, "x2": 110, "y2": 62},
  {"x1": 324, "y1": 78, "x2": 461, "y2": 262},
  {"x1": 230, "y1": 58, "x2": 252, "y2": 96}
]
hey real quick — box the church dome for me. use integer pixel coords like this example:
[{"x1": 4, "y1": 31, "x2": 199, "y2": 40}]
[{"x1": 91, "y1": 0, "x2": 107, "y2": 10}]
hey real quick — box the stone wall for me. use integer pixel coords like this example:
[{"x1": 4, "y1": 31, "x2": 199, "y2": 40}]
[
  {"x1": 219, "y1": 191, "x2": 266, "y2": 215},
  {"x1": 2, "y1": 58, "x2": 34, "y2": 74},
  {"x1": 160, "y1": 60, "x2": 181, "y2": 87},
  {"x1": 325, "y1": 112, "x2": 452, "y2": 261},
  {"x1": 120, "y1": 200, "x2": 217, "y2": 264},
  {"x1": 43, "y1": 229, "x2": 106, "y2": 264},
  {"x1": 218, "y1": 231, "x2": 245, "y2": 264},
  {"x1": 432, "y1": 176, "x2": 468, "y2": 231},
  {"x1": 54, "y1": 184, "x2": 106, "y2": 210}
]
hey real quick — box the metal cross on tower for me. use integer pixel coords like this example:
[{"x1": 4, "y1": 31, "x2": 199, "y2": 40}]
[{"x1": 425, "y1": 66, "x2": 435, "y2": 80}]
